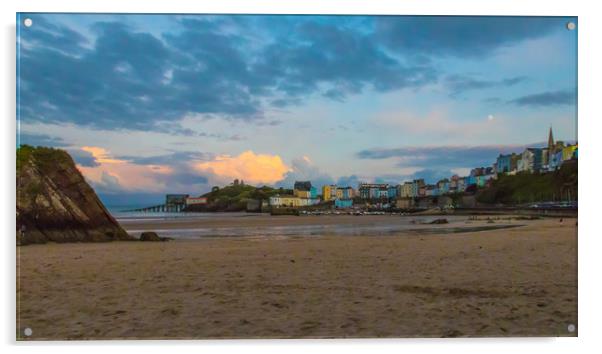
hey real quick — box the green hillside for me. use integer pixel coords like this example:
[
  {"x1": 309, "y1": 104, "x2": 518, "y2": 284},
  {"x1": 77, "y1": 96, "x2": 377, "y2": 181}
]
[
  {"x1": 186, "y1": 181, "x2": 291, "y2": 211},
  {"x1": 476, "y1": 160, "x2": 577, "y2": 205}
]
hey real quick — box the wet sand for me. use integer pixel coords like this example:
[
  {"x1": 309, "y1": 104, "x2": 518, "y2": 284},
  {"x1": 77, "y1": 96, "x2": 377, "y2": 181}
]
[{"x1": 17, "y1": 216, "x2": 577, "y2": 339}]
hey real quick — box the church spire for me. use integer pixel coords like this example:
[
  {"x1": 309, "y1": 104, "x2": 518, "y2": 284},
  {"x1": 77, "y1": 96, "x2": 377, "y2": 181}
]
[{"x1": 548, "y1": 125, "x2": 554, "y2": 149}]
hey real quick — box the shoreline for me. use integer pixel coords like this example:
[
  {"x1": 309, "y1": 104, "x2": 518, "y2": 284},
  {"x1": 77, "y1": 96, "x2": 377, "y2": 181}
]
[{"x1": 116, "y1": 214, "x2": 553, "y2": 240}]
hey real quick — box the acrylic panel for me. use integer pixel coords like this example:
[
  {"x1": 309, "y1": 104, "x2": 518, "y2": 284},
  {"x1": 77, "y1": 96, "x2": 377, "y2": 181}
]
[{"x1": 16, "y1": 13, "x2": 578, "y2": 340}]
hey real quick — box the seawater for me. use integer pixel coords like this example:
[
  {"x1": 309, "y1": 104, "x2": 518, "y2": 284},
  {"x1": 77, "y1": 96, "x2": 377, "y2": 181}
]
[{"x1": 111, "y1": 212, "x2": 502, "y2": 239}]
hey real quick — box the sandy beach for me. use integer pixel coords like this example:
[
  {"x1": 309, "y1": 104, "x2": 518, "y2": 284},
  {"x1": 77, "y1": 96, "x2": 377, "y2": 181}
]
[{"x1": 16, "y1": 215, "x2": 577, "y2": 339}]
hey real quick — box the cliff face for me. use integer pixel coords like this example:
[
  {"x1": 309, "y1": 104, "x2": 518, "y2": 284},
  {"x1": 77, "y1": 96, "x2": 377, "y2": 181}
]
[{"x1": 16, "y1": 146, "x2": 133, "y2": 245}]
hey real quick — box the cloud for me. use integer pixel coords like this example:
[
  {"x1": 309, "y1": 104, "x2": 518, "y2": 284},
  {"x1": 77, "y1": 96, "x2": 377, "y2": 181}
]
[
  {"x1": 509, "y1": 89, "x2": 576, "y2": 107},
  {"x1": 357, "y1": 144, "x2": 531, "y2": 171},
  {"x1": 343, "y1": 169, "x2": 457, "y2": 185},
  {"x1": 98, "y1": 171, "x2": 123, "y2": 192},
  {"x1": 336, "y1": 175, "x2": 362, "y2": 188},
  {"x1": 270, "y1": 98, "x2": 303, "y2": 108},
  {"x1": 117, "y1": 151, "x2": 211, "y2": 189},
  {"x1": 276, "y1": 156, "x2": 335, "y2": 190},
  {"x1": 355, "y1": 141, "x2": 551, "y2": 184},
  {"x1": 81, "y1": 146, "x2": 127, "y2": 164},
  {"x1": 18, "y1": 15, "x2": 441, "y2": 131},
  {"x1": 372, "y1": 174, "x2": 413, "y2": 185},
  {"x1": 372, "y1": 109, "x2": 505, "y2": 141},
  {"x1": 75, "y1": 146, "x2": 211, "y2": 194},
  {"x1": 18, "y1": 132, "x2": 66, "y2": 147},
  {"x1": 444, "y1": 74, "x2": 527, "y2": 97},
  {"x1": 162, "y1": 172, "x2": 208, "y2": 186},
  {"x1": 20, "y1": 20, "x2": 176, "y2": 131},
  {"x1": 252, "y1": 19, "x2": 438, "y2": 103},
  {"x1": 195, "y1": 150, "x2": 290, "y2": 185},
  {"x1": 483, "y1": 97, "x2": 503, "y2": 104},
  {"x1": 151, "y1": 120, "x2": 248, "y2": 141},
  {"x1": 407, "y1": 168, "x2": 456, "y2": 184},
  {"x1": 375, "y1": 16, "x2": 565, "y2": 57},
  {"x1": 373, "y1": 168, "x2": 465, "y2": 185},
  {"x1": 118, "y1": 151, "x2": 211, "y2": 165},
  {"x1": 19, "y1": 14, "x2": 572, "y2": 134},
  {"x1": 19, "y1": 17, "x2": 268, "y2": 132},
  {"x1": 369, "y1": 169, "x2": 456, "y2": 185},
  {"x1": 20, "y1": 15, "x2": 90, "y2": 55},
  {"x1": 67, "y1": 148, "x2": 100, "y2": 167}
]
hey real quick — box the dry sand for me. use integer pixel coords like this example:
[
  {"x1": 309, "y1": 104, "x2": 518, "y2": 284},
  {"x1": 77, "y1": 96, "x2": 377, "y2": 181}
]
[{"x1": 17, "y1": 216, "x2": 577, "y2": 340}]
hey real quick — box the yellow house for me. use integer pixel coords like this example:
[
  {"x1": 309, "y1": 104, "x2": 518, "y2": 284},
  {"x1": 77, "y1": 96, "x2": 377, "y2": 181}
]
[
  {"x1": 322, "y1": 184, "x2": 339, "y2": 201},
  {"x1": 400, "y1": 182, "x2": 413, "y2": 198},
  {"x1": 562, "y1": 145, "x2": 577, "y2": 161},
  {"x1": 336, "y1": 188, "x2": 343, "y2": 199},
  {"x1": 294, "y1": 189, "x2": 311, "y2": 198},
  {"x1": 322, "y1": 185, "x2": 332, "y2": 201}
]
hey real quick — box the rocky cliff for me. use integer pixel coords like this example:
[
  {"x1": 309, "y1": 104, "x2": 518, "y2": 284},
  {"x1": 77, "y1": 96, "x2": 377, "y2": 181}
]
[{"x1": 16, "y1": 145, "x2": 133, "y2": 245}]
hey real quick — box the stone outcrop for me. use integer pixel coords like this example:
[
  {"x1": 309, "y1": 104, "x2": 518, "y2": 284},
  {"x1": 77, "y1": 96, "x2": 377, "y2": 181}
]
[
  {"x1": 16, "y1": 146, "x2": 134, "y2": 245},
  {"x1": 429, "y1": 218, "x2": 449, "y2": 224},
  {"x1": 139, "y1": 231, "x2": 172, "y2": 242}
]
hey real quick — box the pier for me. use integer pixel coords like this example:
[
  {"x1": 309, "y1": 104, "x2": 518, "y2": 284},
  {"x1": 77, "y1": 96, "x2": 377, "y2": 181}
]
[{"x1": 123, "y1": 203, "x2": 186, "y2": 213}]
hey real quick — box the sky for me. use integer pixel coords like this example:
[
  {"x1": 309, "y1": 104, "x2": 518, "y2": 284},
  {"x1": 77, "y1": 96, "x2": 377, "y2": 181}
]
[{"x1": 17, "y1": 14, "x2": 577, "y2": 205}]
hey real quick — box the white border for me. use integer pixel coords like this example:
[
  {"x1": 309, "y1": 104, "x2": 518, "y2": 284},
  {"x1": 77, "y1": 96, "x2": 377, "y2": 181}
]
[
  {"x1": 6, "y1": 0, "x2": 584, "y2": 16},
  {"x1": 2, "y1": 0, "x2": 601, "y2": 353}
]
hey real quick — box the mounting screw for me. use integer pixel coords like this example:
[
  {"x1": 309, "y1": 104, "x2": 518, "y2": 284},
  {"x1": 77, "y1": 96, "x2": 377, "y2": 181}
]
[
  {"x1": 566, "y1": 22, "x2": 576, "y2": 31},
  {"x1": 568, "y1": 324, "x2": 576, "y2": 333}
]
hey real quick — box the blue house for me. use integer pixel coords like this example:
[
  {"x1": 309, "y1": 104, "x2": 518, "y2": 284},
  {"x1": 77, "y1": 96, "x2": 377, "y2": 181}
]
[
  {"x1": 388, "y1": 186, "x2": 398, "y2": 199},
  {"x1": 465, "y1": 175, "x2": 477, "y2": 187},
  {"x1": 335, "y1": 199, "x2": 353, "y2": 208},
  {"x1": 310, "y1": 186, "x2": 317, "y2": 199},
  {"x1": 549, "y1": 150, "x2": 563, "y2": 170},
  {"x1": 340, "y1": 187, "x2": 353, "y2": 199},
  {"x1": 496, "y1": 154, "x2": 513, "y2": 173}
]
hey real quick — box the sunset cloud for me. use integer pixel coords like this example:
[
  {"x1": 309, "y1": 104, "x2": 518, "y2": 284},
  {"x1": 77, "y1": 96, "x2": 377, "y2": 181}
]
[
  {"x1": 195, "y1": 151, "x2": 290, "y2": 185},
  {"x1": 76, "y1": 146, "x2": 175, "y2": 192},
  {"x1": 81, "y1": 146, "x2": 127, "y2": 164}
]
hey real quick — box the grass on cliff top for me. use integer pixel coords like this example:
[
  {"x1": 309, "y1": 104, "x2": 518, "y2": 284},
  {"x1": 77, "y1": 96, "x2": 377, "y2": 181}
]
[{"x1": 17, "y1": 145, "x2": 74, "y2": 176}]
